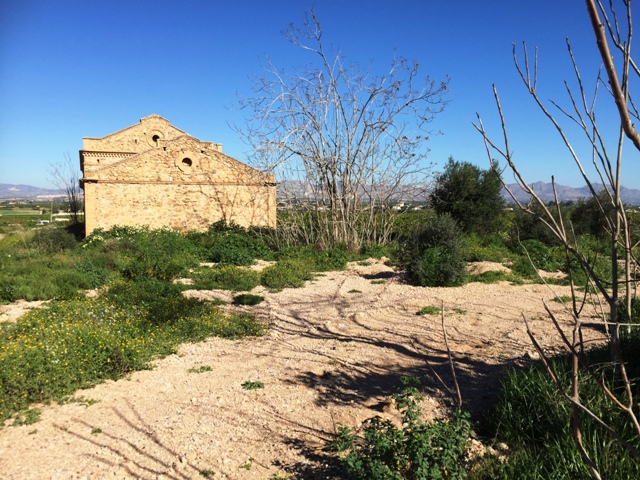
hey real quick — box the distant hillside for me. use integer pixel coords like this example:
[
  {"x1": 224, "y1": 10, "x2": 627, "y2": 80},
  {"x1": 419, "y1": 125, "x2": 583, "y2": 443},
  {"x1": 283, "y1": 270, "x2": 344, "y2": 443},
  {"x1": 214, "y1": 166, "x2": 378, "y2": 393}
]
[
  {"x1": 0, "y1": 183, "x2": 65, "y2": 199},
  {"x1": 502, "y1": 182, "x2": 640, "y2": 205}
]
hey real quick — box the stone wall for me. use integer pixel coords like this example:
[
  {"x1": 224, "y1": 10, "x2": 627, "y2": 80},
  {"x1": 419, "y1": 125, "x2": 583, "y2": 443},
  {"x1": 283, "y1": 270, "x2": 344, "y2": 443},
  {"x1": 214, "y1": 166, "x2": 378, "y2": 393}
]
[{"x1": 80, "y1": 115, "x2": 276, "y2": 235}]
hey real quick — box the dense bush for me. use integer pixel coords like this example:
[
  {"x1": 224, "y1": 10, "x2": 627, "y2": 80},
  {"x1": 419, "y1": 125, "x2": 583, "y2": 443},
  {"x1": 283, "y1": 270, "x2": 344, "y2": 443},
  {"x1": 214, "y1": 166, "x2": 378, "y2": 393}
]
[
  {"x1": 399, "y1": 214, "x2": 467, "y2": 287},
  {"x1": 331, "y1": 377, "x2": 471, "y2": 480},
  {"x1": 0, "y1": 254, "x2": 99, "y2": 302}
]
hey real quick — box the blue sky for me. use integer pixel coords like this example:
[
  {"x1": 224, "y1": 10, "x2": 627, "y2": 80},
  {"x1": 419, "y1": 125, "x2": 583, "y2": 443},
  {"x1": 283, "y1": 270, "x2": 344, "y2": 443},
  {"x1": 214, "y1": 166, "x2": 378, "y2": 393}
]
[{"x1": 1, "y1": 0, "x2": 638, "y2": 189}]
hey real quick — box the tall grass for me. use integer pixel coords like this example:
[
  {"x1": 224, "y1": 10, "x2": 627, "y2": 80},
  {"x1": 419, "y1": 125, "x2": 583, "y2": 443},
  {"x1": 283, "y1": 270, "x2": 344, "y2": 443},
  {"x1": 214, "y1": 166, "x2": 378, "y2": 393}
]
[{"x1": 474, "y1": 335, "x2": 640, "y2": 479}]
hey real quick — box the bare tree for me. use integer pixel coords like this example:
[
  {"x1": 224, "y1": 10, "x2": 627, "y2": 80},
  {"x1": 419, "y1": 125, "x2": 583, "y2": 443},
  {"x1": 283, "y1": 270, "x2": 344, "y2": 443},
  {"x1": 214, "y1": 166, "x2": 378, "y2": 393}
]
[
  {"x1": 474, "y1": 1, "x2": 640, "y2": 477},
  {"x1": 236, "y1": 8, "x2": 448, "y2": 249},
  {"x1": 48, "y1": 153, "x2": 82, "y2": 225}
]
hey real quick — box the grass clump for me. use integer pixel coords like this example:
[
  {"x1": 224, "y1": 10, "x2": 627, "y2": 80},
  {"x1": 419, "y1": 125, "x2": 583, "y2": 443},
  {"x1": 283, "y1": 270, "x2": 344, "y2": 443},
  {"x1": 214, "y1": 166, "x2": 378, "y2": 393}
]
[
  {"x1": 331, "y1": 377, "x2": 471, "y2": 479},
  {"x1": 0, "y1": 278, "x2": 264, "y2": 424}
]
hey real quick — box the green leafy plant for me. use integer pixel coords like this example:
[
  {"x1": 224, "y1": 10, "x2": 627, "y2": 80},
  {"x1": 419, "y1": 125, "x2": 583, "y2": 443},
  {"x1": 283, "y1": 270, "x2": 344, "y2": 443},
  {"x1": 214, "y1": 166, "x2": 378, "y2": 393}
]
[
  {"x1": 91, "y1": 427, "x2": 102, "y2": 435},
  {"x1": 370, "y1": 279, "x2": 386, "y2": 285},
  {"x1": 553, "y1": 295, "x2": 573, "y2": 303},
  {"x1": 11, "y1": 408, "x2": 41, "y2": 426},
  {"x1": 241, "y1": 380, "x2": 264, "y2": 390},
  {"x1": 331, "y1": 377, "x2": 471, "y2": 479}
]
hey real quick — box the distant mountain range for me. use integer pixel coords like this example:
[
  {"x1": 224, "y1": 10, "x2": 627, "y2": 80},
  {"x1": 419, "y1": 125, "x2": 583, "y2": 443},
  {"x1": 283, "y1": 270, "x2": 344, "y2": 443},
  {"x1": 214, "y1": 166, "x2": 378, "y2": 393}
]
[
  {"x1": 502, "y1": 182, "x2": 640, "y2": 205},
  {"x1": 0, "y1": 183, "x2": 65, "y2": 199},
  {"x1": 3, "y1": 181, "x2": 640, "y2": 205}
]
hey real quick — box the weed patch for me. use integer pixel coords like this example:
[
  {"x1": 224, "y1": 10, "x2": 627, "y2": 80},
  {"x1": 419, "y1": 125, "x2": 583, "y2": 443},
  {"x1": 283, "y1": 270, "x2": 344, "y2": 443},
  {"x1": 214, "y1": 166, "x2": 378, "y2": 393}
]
[{"x1": 331, "y1": 377, "x2": 470, "y2": 479}]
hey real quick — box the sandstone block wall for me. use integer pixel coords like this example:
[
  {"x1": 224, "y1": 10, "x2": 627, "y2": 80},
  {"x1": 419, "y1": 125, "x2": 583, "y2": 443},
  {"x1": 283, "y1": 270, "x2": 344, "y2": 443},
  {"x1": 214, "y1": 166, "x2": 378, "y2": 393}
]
[{"x1": 80, "y1": 115, "x2": 276, "y2": 235}]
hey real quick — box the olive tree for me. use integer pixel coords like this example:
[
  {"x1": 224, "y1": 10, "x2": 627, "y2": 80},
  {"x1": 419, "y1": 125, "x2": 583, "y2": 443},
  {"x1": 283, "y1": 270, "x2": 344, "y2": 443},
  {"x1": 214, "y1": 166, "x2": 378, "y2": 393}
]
[
  {"x1": 474, "y1": 1, "x2": 640, "y2": 477},
  {"x1": 237, "y1": 9, "x2": 449, "y2": 249}
]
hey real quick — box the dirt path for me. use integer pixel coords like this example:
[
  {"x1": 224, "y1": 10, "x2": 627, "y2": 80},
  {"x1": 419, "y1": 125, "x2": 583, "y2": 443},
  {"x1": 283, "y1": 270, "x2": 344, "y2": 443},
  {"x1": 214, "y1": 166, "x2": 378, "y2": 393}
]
[{"x1": 0, "y1": 260, "x2": 605, "y2": 479}]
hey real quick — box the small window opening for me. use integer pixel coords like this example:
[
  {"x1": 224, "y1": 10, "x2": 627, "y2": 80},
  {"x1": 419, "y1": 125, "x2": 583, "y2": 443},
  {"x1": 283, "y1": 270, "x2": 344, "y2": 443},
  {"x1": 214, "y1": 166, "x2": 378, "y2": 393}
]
[
  {"x1": 182, "y1": 157, "x2": 193, "y2": 167},
  {"x1": 152, "y1": 134, "x2": 160, "y2": 146}
]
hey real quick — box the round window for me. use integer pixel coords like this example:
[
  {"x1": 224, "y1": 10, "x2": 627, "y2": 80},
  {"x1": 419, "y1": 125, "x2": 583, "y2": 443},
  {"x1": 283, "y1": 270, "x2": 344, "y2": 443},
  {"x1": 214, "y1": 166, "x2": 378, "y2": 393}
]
[{"x1": 182, "y1": 158, "x2": 193, "y2": 167}]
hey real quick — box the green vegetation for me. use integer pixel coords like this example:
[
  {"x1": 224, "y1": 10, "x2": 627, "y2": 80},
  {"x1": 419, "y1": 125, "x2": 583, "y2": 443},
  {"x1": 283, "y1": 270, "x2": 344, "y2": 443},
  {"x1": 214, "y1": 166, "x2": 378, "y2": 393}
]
[
  {"x1": 0, "y1": 278, "x2": 264, "y2": 424},
  {"x1": 331, "y1": 377, "x2": 471, "y2": 479},
  {"x1": 430, "y1": 157, "x2": 505, "y2": 236},
  {"x1": 189, "y1": 265, "x2": 261, "y2": 292},
  {"x1": 232, "y1": 294, "x2": 264, "y2": 306},
  {"x1": 241, "y1": 380, "x2": 264, "y2": 390},
  {"x1": 416, "y1": 305, "x2": 441, "y2": 316},
  {"x1": 474, "y1": 336, "x2": 640, "y2": 479},
  {"x1": 399, "y1": 213, "x2": 467, "y2": 287}
]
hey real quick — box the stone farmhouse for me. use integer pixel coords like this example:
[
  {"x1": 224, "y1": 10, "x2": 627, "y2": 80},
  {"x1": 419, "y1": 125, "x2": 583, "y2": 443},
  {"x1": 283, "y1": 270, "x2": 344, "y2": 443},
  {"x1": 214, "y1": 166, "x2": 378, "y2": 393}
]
[{"x1": 79, "y1": 115, "x2": 276, "y2": 235}]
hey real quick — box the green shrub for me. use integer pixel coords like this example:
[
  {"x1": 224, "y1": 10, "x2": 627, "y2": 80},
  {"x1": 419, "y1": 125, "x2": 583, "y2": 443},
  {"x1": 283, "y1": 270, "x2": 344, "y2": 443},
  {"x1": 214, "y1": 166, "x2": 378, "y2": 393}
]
[
  {"x1": 399, "y1": 214, "x2": 466, "y2": 287},
  {"x1": 189, "y1": 265, "x2": 261, "y2": 291},
  {"x1": 261, "y1": 259, "x2": 314, "y2": 289},
  {"x1": 617, "y1": 296, "x2": 640, "y2": 331},
  {"x1": 331, "y1": 377, "x2": 471, "y2": 479},
  {"x1": 514, "y1": 239, "x2": 561, "y2": 273},
  {"x1": 0, "y1": 254, "x2": 100, "y2": 302}
]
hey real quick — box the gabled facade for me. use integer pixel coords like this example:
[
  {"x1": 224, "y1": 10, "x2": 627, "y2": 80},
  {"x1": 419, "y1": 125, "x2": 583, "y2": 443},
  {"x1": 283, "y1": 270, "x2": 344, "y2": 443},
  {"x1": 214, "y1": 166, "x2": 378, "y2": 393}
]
[{"x1": 79, "y1": 114, "x2": 276, "y2": 235}]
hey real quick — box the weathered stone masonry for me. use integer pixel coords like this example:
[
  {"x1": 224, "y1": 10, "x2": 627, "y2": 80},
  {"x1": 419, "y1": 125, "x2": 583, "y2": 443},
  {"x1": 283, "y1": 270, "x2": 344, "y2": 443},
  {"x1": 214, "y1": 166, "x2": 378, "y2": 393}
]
[{"x1": 79, "y1": 115, "x2": 276, "y2": 235}]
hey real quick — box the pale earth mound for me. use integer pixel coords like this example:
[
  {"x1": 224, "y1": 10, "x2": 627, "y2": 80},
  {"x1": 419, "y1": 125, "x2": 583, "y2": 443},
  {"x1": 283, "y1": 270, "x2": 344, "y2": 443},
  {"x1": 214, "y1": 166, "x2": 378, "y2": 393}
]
[{"x1": 0, "y1": 260, "x2": 605, "y2": 479}]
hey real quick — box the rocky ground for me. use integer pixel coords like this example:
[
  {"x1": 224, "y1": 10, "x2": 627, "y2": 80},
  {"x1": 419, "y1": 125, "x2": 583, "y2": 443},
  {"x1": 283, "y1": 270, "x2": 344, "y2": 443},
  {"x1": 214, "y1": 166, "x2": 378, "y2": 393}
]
[{"x1": 0, "y1": 260, "x2": 606, "y2": 479}]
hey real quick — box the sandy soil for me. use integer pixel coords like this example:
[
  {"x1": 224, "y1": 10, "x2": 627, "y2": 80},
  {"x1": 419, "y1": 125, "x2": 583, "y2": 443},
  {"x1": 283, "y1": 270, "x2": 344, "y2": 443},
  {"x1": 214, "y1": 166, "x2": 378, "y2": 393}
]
[{"x1": 0, "y1": 260, "x2": 606, "y2": 479}]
